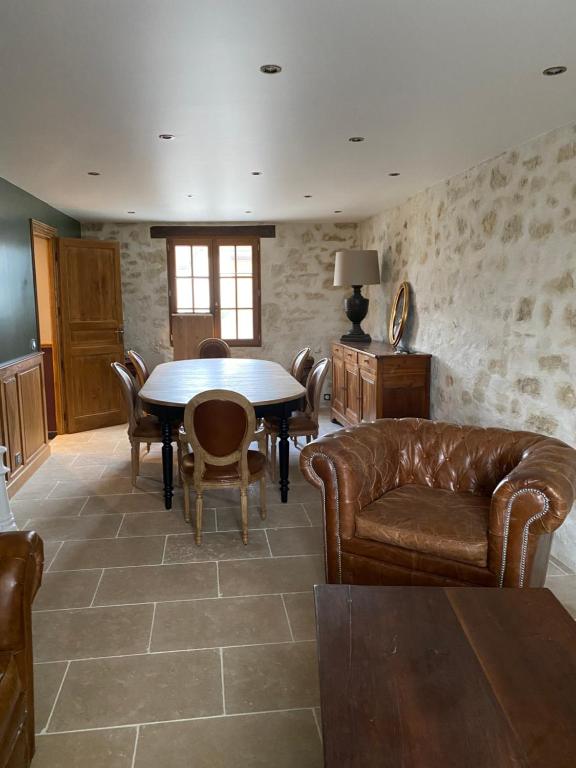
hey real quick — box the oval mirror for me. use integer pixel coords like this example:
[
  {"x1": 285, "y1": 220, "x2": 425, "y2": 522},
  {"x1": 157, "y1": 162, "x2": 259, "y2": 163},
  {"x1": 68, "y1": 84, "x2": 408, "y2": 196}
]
[{"x1": 388, "y1": 281, "x2": 410, "y2": 348}]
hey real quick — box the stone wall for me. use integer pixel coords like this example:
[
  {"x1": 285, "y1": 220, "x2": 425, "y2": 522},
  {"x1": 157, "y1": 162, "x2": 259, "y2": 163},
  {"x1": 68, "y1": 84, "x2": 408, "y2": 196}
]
[
  {"x1": 361, "y1": 121, "x2": 576, "y2": 568},
  {"x1": 81, "y1": 221, "x2": 358, "y2": 369}
]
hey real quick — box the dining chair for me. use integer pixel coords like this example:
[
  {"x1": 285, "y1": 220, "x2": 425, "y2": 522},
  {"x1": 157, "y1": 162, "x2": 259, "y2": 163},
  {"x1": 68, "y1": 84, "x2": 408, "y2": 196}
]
[
  {"x1": 111, "y1": 362, "x2": 182, "y2": 485},
  {"x1": 180, "y1": 390, "x2": 267, "y2": 545},
  {"x1": 289, "y1": 346, "x2": 314, "y2": 386},
  {"x1": 127, "y1": 349, "x2": 150, "y2": 388},
  {"x1": 198, "y1": 338, "x2": 231, "y2": 358},
  {"x1": 265, "y1": 357, "x2": 330, "y2": 481}
]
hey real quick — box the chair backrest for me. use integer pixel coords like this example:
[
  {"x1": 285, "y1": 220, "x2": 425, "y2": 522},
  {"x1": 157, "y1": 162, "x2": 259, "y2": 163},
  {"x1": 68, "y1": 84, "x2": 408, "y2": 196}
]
[
  {"x1": 183, "y1": 389, "x2": 256, "y2": 485},
  {"x1": 198, "y1": 338, "x2": 232, "y2": 359},
  {"x1": 305, "y1": 357, "x2": 330, "y2": 422},
  {"x1": 289, "y1": 347, "x2": 314, "y2": 385},
  {"x1": 111, "y1": 362, "x2": 140, "y2": 432},
  {"x1": 127, "y1": 349, "x2": 150, "y2": 388}
]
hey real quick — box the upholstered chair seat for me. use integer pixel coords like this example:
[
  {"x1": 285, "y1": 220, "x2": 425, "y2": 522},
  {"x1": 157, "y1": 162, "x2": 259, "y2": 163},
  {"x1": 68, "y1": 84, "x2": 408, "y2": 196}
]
[
  {"x1": 301, "y1": 418, "x2": 576, "y2": 588},
  {"x1": 181, "y1": 450, "x2": 266, "y2": 483}
]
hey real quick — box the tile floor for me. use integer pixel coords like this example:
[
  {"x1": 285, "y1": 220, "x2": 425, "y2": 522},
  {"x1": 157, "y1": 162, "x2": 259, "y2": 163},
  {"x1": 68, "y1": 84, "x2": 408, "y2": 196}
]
[
  {"x1": 14, "y1": 417, "x2": 336, "y2": 768},
  {"x1": 12, "y1": 414, "x2": 576, "y2": 767}
]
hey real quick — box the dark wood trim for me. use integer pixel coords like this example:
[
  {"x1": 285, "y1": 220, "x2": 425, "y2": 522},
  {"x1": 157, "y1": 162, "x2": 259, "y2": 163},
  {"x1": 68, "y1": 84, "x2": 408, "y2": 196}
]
[
  {"x1": 30, "y1": 219, "x2": 58, "y2": 239},
  {"x1": 152, "y1": 225, "x2": 275, "y2": 239}
]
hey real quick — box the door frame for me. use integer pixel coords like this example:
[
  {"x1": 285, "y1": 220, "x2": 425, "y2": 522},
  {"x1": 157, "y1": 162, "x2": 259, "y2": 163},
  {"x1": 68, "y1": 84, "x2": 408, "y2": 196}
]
[{"x1": 30, "y1": 219, "x2": 65, "y2": 434}]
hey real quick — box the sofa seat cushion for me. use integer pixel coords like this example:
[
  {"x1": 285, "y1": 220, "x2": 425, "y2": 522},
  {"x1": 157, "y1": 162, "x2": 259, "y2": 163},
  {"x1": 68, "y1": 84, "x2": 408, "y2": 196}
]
[{"x1": 355, "y1": 484, "x2": 490, "y2": 567}]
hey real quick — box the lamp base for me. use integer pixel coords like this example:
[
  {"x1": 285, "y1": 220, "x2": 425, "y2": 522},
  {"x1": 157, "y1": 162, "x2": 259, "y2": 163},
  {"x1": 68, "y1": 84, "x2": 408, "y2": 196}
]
[{"x1": 341, "y1": 286, "x2": 371, "y2": 344}]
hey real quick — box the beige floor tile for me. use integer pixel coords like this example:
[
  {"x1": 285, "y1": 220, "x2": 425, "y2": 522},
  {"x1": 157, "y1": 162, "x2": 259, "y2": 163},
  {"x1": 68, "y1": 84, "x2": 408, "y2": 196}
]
[
  {"x1": 50, "y1": 536, "x2": 165, "y2": 571},
  {"x1": 164, "y1": 531, "x2": 270, "y2": 563},
  {"x1": 219, "y1": 555, "x2": 325, "y2": 596},
  {"x1": 283, "y1": 592, "x2": 316, "y2": 641},
  {"x1": 547, "y1": 561, "x2": 567, "y2": 577},
  {"x1": 41, "y1": 454, "x2": 80, "y2": 468},
  {"x1": 269, "y1": 483, "x2": 322, "y2": 505},
  {"x1": 216, "y1": 502, "x2": 310, "y2": 532},
  {"x1": 33, "y1": 604, "x2": 154, "y2": 661},
  {"x1": 81, "y1": 492, "x2": 182, "y2": 515},
  {"x1": 26, "y1": 515, "x2": 122, "y2": 542},
  {"x1": 136, "y1": 710, "x2": 322, "y2": 768},
  {"x1": 11, "y1": 498, "x2": 87, "y2": 520},
  {"x1": 302, "y1": 500, "x2": 323, "y2": 526},
  {"x1": 43, "y1": 541, "x2": 64, "y2": 570},
  {"x1": 35, "y1": 465, "x2": 106, "y2": 482},
  {"x1": 546, "y1": 575, "x2": 576, "y2": 618},
  {"x1": 224, "y1": 641, "x2": 319, "y2": 713},
  {"x1": 200, "y1": 485, "x2": 261, "y2": 507},
  {"x1": 34, "y1": 661, "x2": 68, "y2": 732},
  {"x1": 34, "y1": 570, "x2": 102, "y2": 611},
  {"x1": 118, "y1": 509, "x2": 215, "y2": 537},
  {"x1": 151, "y1": 595, "x2": 291, "y2": 651},
  {"x1": 48, "y1": 477, "x2": 138, "y2": 499},
  {"x1": 267, "y1": 526, "x2": 324, "y2": 556},
  {"x1": 13, "y1": 480, "x2": 57, "y2": 501},
  {"x1": 34, "y1": 728, "x2": 137, "y2": 768},
  {"x1": 94, "y1": 562, "x2": 218, "y2": 606},
  {"x1": 49, "y1": 650, "x2": 222, "y2": 730},
  {"x1": 73, "y1": 453, "x2": 131, "y2": 468}
]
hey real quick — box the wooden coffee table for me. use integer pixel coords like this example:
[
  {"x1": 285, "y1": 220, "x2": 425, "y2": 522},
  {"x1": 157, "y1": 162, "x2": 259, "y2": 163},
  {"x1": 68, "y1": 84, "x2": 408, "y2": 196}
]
[{"x1": 315, "y1": 585, "x2": 576, "y2": 767}]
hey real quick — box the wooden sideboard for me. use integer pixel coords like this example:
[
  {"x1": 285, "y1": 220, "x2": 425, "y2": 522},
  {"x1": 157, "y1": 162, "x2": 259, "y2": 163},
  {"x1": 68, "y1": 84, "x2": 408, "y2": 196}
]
[
  {"x1": 331, "y1": 341, "x2": 431, "y2": 426},
  {"x1": 0, "y1": 353, "x2": 50, "y2": 496}
]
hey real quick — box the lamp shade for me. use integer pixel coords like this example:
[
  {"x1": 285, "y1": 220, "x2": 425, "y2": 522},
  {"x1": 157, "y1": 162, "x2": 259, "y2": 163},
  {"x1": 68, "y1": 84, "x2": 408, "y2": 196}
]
[{"x1": 333, "y1": 250, "x2": 380, "y2": 287}]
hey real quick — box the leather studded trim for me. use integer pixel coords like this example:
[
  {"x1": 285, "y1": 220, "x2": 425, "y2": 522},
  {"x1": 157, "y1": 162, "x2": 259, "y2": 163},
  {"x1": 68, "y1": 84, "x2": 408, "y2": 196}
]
[
  {"x1": 304, "y1": 451, "x2": 342, "y2": 583},
  {"x1": 498, "y1": 488, "x2": 550, "y2": 587}
]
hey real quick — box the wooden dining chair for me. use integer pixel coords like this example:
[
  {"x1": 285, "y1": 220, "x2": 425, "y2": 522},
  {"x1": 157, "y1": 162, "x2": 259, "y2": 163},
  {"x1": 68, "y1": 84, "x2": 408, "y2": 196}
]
[
  {"x1": 180, "y1": 390, "x2": 267, "y2": 545},
  {"x1": 289, "y1": 347, "x2": 314, "y2": 386},
  {"x1": 127, "y1": 349, "x2": 150, "y2": 388},
  {"x1": 265, "y1": 357, "x2": 330, "y2": 480},
  {"x1": 111, "y1": 362, "x2": 182, "y2": 485},
  {"x1": 198, "y1": 338, "x2": 231, "y2": 358}
]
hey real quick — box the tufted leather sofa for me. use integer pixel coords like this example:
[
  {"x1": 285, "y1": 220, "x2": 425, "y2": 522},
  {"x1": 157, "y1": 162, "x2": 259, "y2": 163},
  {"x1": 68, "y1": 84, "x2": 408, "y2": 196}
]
[
  {"x1": 300, "y1": 419, "x2": 576, "y2": 588},
  {"x1": 0, "y1": 532, "x2": 43, "y2": 767}
]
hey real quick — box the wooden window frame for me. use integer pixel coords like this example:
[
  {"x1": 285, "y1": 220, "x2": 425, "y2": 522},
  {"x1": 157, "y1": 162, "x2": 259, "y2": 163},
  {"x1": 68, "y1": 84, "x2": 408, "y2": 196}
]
[{"x1": 167, "y1": 235, "x2": 262, "y2": 347}]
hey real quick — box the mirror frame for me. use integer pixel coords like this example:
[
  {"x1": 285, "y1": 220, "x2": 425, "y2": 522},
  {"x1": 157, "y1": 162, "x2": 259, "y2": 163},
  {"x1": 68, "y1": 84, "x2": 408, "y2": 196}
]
[{"x1": 388, "y1": 281, "x2": 410, "y2": 348}]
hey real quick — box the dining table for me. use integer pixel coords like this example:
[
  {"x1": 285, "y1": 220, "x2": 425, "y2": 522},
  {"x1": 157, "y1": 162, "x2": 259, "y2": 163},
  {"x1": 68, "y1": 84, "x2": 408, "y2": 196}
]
[{"x1": 138, "y1": 358, "x2": 307, "y2": 509}]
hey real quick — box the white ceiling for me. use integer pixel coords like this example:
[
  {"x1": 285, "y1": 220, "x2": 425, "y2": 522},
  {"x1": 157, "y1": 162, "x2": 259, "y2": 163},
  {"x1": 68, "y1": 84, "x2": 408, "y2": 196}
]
[{"x1": 0, "y1": 0, "x2": 575, "y2": 223}]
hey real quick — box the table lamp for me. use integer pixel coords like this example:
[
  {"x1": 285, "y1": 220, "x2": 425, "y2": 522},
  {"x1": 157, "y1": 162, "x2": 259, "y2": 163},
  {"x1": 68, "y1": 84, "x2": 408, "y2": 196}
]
[{"x1": 333, "y1": 250, "x2": 380, "y2": 343}]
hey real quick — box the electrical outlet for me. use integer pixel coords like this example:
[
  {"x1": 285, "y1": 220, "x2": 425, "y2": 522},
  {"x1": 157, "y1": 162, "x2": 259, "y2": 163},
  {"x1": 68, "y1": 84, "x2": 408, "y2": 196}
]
[
  {"x1": 323, "y1": 393, "x2": 331, "y2": 401},
  {"x1": 14, "y1": 452, "x2": 22, "y2": 467},
  {"x1": 30, "y1": 338, "x2": 37, "y2": 351}
]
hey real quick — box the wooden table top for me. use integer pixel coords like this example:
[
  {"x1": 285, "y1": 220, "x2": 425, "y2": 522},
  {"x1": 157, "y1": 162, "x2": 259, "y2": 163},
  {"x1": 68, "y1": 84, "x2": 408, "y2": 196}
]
[
  {"x1": 138, "y1": 358, "x2": 306, "y2": 408},
  {"x1": 315, "y1": 585, "x2": 576, "y2": 768}
]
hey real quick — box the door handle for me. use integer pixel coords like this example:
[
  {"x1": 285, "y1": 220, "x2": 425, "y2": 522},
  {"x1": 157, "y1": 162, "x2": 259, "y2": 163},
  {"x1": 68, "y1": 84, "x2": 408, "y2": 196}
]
[{"x1": 117, "y1": 327, "x2": 125, "y2": 343}]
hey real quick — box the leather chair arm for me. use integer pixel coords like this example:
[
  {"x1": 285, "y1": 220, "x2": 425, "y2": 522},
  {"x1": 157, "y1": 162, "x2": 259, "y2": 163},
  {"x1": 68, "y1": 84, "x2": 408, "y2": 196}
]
[
  {"x1": 300, "y1": 423, "x2": 400, "y2": 539},
  {"x1": 0, "y1": 532, "x2": 44, "y2": 651},
  {"x1": 489, "y1": 442, "x2": 576, "y2": 586}
]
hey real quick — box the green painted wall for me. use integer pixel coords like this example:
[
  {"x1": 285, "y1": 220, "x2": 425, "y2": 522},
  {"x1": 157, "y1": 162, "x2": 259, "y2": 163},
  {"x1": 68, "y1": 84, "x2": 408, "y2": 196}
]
[{"x1": 0, "y1": 176, "x2": 80, "y2": 365}]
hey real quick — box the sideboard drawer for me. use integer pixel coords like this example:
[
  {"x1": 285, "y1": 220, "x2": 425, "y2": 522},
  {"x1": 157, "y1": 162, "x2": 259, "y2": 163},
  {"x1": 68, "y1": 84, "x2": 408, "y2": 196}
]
[
  {"x1": 332, "y1": 344, "x2": 343, "y2": 359},
  {"x1": 358, "y1": 352, "x2": 377, "y2": 372},
  {"x1": 344, "y1": 348, "x2": 358, "y2": 365}
]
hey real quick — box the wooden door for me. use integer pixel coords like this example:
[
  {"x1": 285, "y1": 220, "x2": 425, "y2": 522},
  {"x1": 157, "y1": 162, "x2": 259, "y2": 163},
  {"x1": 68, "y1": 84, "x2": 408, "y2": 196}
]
[
  {"x1": 57, "y1": 238, "x2": 125, "y2": 432},
  {"x1": 344, "y1": 361, "x2": 360, "y2": 425},
  {"x1": 359, "y1": 368, "x2": 377, "y2": 423},
  {"x1": 332, "y1": 355, "x2": 346, "y2": 418}
]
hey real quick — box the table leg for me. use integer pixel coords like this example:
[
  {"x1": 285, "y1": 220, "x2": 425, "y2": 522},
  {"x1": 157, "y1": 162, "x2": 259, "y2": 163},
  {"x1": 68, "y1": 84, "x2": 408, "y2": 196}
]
[
  {"x1": 278, "y1": 410, "x2": 290, "y2": 503},
  {"x1": 161, "y1": 418, "x2": 173, "y2": 510}
]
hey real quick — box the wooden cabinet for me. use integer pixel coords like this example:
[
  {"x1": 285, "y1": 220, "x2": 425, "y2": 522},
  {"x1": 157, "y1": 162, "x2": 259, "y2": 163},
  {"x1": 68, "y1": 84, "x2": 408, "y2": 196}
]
[
  {"x1": 0, "y1": 353, "x2": 50, "y2": 496},
  {"x1": 331, "y1": 341, "x2": 431, "y2": 426}
]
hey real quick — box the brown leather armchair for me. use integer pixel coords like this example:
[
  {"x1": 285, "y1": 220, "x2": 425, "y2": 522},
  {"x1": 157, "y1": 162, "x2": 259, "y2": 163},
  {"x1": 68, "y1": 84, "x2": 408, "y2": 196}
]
[
  {"x1": 0, "y1": 532, "x2": 43, "y2": 767},
  {"x1": 300, "y1": 419, "x2": 576, "y2": 588}
]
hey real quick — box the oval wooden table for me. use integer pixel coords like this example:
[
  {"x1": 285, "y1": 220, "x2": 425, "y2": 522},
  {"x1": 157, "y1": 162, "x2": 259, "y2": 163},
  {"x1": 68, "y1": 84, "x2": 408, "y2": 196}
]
[{"x1": 138, "y1": 358, "x2": 306, "y2": 509}]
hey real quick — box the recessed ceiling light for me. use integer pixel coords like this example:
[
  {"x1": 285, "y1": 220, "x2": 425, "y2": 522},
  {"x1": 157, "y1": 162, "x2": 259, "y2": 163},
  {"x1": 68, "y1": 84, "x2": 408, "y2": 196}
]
[
  {"x1": 251, "y1": 171, "x2": 262, "y2": 176},
  {"x1": 245, "y1": 210, "x2": 252, "y2": 214},
  {"x1": 187, "y1": 194, "x2": 194, "y2": 198},
  {"x1": 158, "y1": 133, "x2": 175, "y2": 140},
  {"x1": 348, "y1": 136, "x2": 365, "y2": 143},
  {"x1": 334, "y1": 210, "x2": 343, "y2": 214},
  {"x1": 127, "y1": 211, "x2": 136, "y2": 214},
  {"x1": 542, "y1": 66, "x2": 567, "y2": 76},
  {"x1": 389, "y1": 172, "x2": 400, "y2": 177},
  {"x1": 304, "y1": 194, "x2": 312, "y2": 198},
  {"x1": 87, "y1": 171, "x2": 101, "y2": 176},
  {"x1": 260, "y1": 64, "x2": 282, "y2": 74}
]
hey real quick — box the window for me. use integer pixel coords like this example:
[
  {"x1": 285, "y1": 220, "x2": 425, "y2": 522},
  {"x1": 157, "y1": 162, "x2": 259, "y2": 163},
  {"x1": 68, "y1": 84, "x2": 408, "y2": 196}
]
[{"x1": 167, "y1": 236, "x2": 261, "y2": 346}]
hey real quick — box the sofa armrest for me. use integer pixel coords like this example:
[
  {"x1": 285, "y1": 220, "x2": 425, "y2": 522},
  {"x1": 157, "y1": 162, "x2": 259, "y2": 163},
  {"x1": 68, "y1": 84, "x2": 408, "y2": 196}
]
[
  {"x1": 0, "y1": 532, "x2": 44, "y2": 652},
  {"x1": 300, "y1": 422, "x2": 400, "y2": 539},
  {"x1": 489, "y1": 440, "x2": 576, "y2": 586}
]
